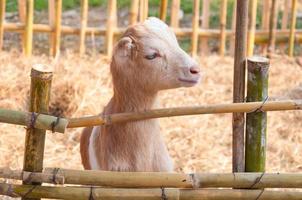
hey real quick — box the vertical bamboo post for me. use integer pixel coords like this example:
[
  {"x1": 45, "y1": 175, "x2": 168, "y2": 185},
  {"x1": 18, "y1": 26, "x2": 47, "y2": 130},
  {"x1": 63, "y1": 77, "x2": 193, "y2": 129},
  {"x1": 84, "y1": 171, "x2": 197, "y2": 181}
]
[
  {"x1": 281, "y1": 0, "x2": 290, "y2": 30},
  {"x1": 79, "y1": 0, "x2": 88, "y2": 55},
  {"x1": 105, "y1": 0, "x2": 117, "y2": 58},
  {"x1": 139, "y1": 0, "x2": 144, "y2": 22},
  {"x1": 267, "y1": 0, "x2": 278, "y2": 58},
  {"x1": 191, "y1": 0, "x2": 200, "y2": 57},
  {"x1": 143, "y1": 0, "x2": 148, "y2": 20},
  {"x1": 229, "y1": 0, "x2": 237, "y2": 56},
  {"x1": 232, "y1": 0, "x2": 249, "y2": 173},
  {"x1": 0, "y1": 0, "x2": 5, "y2": 51},
  {"x1": 170, "y1": 0, "x2": 180, "y2": 28},
  {"x1": 18, "y1": 0, "x2": 26, "y2": 52},
  {"x1": 129, "y1": 0, "x2": 139, "y2": 25},
  {"x1": 219, "y1": 0, "x2": 228, "y2": 56},
  {"x1": 48, "y1": 0, "x2": 55, "y2": 56},
  {"x1": 22, "y1": 65, "x2": 53, "y2": 200},
  {"x1": 24, "y1": 0, "x2": 34, "y2": 56},
  {"x1": 288, "y1": 0, "x2": 297, "y2": 57},
  {"x1": 52, "y1": 0, "x2": 62, "y2": 57},
  {"x1": 245, "y1": 56, "x2": 269, "y2": 172},
  {"x1": 159, "y1": 0, "x2": 168, "y2": 21},
  {"x1": 261, "y1": 1, "x2": 270, "y2": 53},
  {"x1": 200, "y1": 0, "x2": 210, "y2": 55},
  {"x1": 247, "y1": 0, "x2": 258, "y2": 56}
]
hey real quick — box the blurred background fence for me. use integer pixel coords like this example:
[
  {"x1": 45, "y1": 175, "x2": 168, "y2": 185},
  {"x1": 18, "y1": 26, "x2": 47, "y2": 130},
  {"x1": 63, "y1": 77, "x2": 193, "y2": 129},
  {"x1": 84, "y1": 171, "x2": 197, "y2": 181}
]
[{"x1": 0, "y1": 0, "x2": 301, "y2": 57}]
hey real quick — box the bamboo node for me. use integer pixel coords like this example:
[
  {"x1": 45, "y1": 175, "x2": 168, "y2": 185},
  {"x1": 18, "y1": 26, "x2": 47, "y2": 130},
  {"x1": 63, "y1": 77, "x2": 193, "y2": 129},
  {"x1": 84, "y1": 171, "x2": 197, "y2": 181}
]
[
  {"x1": 188, "y1": 173, "x2": 200, "y2": 189},
  {"x1": 246, "y1": 96, "x2": 269, "y2": 113},
  {"x1": 161, "y1": 187, "x2": 168, "y2": 200}
]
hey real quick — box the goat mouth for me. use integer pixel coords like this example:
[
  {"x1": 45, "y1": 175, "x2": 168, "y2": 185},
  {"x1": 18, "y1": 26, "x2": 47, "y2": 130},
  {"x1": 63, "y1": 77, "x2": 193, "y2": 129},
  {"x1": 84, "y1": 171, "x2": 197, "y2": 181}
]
[{"x1": 178, "y1": 78, "x2": 199, "y2": 84}]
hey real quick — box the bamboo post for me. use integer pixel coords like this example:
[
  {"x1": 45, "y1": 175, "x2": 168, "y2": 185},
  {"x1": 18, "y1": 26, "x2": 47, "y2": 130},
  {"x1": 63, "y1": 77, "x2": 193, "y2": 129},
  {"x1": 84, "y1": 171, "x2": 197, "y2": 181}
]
[
  {"x1": 245, "y1": 56, "x2": 269, "y2": 172},
  {"x1": 200, "y1": 0, "x2": 210, "y2": 55},
  {"x1": 0, "y1": 0, "x2": 5, "y2": 51},
  {"x1": 267, "y1": 0, "x2": 278, "y2": 58},
  {"x1": 191, "y1": 0, "x2": 200, "y2": 57},
  {"x1": 79, "y1": 0, "x2": 88, "y2": 55},
  {"x1": 105, "y1": 0, "x2": 117, "y2": 58},
  {"x1": 170, "y1": 0, "x2": 180, "y2": 28},
  {"x1": 22, "y1": 65, "x2": 53, "y2": 200},
  {"x1": 143, "y1": 0, "x2": 148, "y2": 20},
  {"x1": 281, "y1": 0, "x2": 290, "y2": 30},
  {"x1": 261, "y1": 0, "x2": 270, "y2": 53},
  {"x1": 48, "y1": 0, "x2": 55, "y2": 56},
  {"x1": 232, "y1": 0, "x2": 249, "y2": 173},
  {"x1": 229, "y1": 0, "x2": 237, "y2": 56},
  {"x1": 24, "y1": 0, "x2": 34, "y2": 56},
  {"x1": 18, "y1": 0, "x2": 26, "y2": 52},
  {"x1": 159, "y1": 0, "x2": 168, "y2": 21},
  {"x1": 219, "y1": 0, "x2": 228, "y2": 56},
  {"x1": 139, "y1": 0, "x2": 148, "y2": 22},
  {"x1": 288, "y1": 0, "x2": 297, "y2": 57},
  {"x1": 129, "y1": 0, "x2": 139, "y2": 25},
  {"x1": 247, "y1": 0, "x2": 258, "y2": 56},
  {"x1": 51, "y1": 0, "x2": 62, "y2": 57}
]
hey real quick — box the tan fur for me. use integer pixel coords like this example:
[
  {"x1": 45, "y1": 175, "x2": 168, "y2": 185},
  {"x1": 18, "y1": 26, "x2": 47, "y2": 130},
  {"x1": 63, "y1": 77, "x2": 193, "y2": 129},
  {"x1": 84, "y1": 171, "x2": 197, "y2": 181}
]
[{"x1": 80, "y1": 17, "x2": 201, "y2": 172}]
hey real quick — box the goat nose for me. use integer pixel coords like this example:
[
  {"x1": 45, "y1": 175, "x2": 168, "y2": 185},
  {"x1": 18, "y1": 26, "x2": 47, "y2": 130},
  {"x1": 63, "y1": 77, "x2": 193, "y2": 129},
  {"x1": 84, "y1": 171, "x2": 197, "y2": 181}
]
[{"x1": 189, "y1": 66, "x2": 200, "y2": 75}]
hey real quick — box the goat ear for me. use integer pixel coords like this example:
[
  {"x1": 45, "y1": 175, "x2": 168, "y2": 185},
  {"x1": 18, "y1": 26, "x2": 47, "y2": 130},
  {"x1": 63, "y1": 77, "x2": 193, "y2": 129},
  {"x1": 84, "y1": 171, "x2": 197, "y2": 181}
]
[{"x1": 116, "y1": 36, "x2": 136, "y2": 57}]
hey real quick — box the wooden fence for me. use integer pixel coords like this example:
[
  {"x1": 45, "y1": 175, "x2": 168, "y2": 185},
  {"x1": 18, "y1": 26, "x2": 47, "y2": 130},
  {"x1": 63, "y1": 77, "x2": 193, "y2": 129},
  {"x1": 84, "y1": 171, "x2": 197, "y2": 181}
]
[{"x1": 0, "y1": 0, "x2": 301, "y2": 57}]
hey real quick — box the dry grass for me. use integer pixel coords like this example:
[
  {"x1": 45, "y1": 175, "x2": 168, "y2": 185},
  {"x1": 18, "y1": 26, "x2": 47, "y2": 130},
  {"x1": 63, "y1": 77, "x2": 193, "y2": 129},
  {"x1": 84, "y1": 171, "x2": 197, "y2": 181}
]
[{"x1": 0, "y1": 50, "x2": 301, "y2": 176}]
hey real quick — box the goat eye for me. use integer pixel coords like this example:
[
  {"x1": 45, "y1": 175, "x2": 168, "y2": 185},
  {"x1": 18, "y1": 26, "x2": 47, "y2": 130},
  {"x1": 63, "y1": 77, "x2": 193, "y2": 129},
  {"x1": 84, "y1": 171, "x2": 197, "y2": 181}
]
[{"x1": 144, "y1": 53, "x2": 159, "y2": 60}]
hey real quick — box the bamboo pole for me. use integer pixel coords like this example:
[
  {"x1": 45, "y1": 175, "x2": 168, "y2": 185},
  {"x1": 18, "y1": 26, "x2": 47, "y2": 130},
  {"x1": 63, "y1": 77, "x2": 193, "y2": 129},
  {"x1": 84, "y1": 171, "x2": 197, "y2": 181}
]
[
  {"x1": 1, "y1": 183, "x2": 302, "y2": 200},
  {"x1": 48, "y1": 0, "x2": 55, "y2": 56},
  {"x1": 159, "y1": 0, "x2": 168, "y2": 21},
  {"x1": 219, "y1": 0, "x2": 228, "y2": 56},
  {"x1": 129, "y1": 0, "x2": 139, "y2": 25},
  {"x1": 24, "y1": 0, "x2": 34, "y2": 56},
  {"x1": 200, "y1": 0, "x2": 210, "y2": 55},
  {"x1": 191, "y1": 0, "x2": 200, "y2": 57},
  {"x1": 229, "y1": 0, "x2": 237, "y2": 56},
  {"x1": 0, "y1": 0, "x2": 5, "y2": 51},
  {"x1": 22, "y1": 65, "x2": 53, "y2": 200},
  {"x1": 143, "y1": 0, "x2": 148, "y2": 20},
  {"x1": 18, "y1": 0, "x2": 26, "y2": 52},
  {"x1": 267, "y1": 0, "x2": 278, "y2": 58},
  {"x1": 1, "y1": 168, "x2": 302, "y2": 188},
  {"x1": 245, "y1": 56, "x2": 269, "y2": 172},
  {"x1": 281, "y1": 0, "x2": 290, "y2": 30},
  {"x1": 232, "y1": 0, "x2": 249, "y2": 173},
  {"x1": 105, "y1": 0, "x2": 116, "y2": 58},
  {"x1": 255, "y1": 34, "x2": 302, "y2": 44},
  {"x1": 79, "y1": 0, "x2": 88, "y2": 55},
  {"x1": 247, "y1": 0, "x2": 258, "y2": 56},
  {"x1": 261, "y1": 0, "x2": 270, "y2": 53},
  {"x1": 288, "y1": 0, "x2": 297, "y2": 57},
  {"x1": 67, "y1": 100, "x2": 302, "y2": 128},
  {"x1": 0, "y1": 108, "x2": 68, "y2": 133},
  {"x1": 170, "y1": 0, "x2": 180, "y2": 28},
  {"x1": 51, "y1": 0, "x2": 62, "y2": 57}
]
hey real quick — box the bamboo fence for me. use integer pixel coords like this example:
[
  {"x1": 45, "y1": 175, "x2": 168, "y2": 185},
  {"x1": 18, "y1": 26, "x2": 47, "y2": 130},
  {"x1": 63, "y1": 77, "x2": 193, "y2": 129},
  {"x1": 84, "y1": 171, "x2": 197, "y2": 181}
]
[{"x1": 0, "y1": 0, "x2": 301, "y2": 56}]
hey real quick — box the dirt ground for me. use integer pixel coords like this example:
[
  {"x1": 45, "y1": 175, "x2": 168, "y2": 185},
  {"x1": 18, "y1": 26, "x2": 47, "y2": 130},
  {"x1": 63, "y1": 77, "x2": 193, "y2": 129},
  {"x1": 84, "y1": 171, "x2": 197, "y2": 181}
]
[{"x1": 0, "y1": 50, "x2": 301, "y2": 176}]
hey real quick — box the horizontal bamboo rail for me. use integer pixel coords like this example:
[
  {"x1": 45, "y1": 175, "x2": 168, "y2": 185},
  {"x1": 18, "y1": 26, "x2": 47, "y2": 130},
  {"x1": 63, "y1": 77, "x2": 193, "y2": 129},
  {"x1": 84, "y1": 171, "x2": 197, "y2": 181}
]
[
  {"x1": 0, "y1": 100, "x2": 301, "y2": 132},
  {"x1": 2, "y1": 22, "x2": 302, "y2": 40},
  {"x1": 0, "y1": 108, "x2": 68, "y2": 133},
  {"x1": 68, "y1": 100, "x2": 302, "y2": 128},
  {"x1": 1, "y1": 183, "x2": 302, "y2": 200},
  {"x1": 1, "y1": 167, "x2": 302, "y2": 189}
]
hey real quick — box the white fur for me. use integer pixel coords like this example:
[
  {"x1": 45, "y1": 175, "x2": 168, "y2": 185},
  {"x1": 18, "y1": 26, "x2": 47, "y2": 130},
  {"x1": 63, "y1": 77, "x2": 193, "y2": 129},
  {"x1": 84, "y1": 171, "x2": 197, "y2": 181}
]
[{"x1": 89, "y1": 126, "x2": 101, "y2": 170}]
